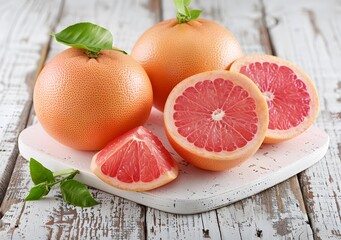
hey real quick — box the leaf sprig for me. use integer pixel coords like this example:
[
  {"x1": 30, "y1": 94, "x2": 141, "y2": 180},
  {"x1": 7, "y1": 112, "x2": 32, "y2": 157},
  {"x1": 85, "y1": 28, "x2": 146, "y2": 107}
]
[
  {"x1": 51, "y1": 22, "x2": 127, "y2": 58},
  {"x1": 173, "y1": 0, "x2": 202, "y2": 23},
  {"x1": 25, "y1": 158, "x2": 98, "y2": 208}
]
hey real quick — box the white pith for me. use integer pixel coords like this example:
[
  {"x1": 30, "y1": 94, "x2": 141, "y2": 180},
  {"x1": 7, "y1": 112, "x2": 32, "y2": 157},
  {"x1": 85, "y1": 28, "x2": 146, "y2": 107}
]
[
  {"x1": 263, "y1": 91, "x2": 274, "y2": 101},
  {"x1": 211, "y1": 109, "x2": 225, "y2": 121}
]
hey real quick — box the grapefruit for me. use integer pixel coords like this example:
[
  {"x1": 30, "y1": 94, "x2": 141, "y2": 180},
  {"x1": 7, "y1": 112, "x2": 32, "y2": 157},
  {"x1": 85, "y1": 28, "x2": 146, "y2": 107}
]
[
  {"x1": 164, "y1": 70, "x2": 269, "y2": 171},
  {"x1": 131, "y1": 9, "x2": 243, "y2": 111},
  {"x1": 230, "y1": 54, "x2": 319, "y2": 143},
  {"x1": 34, "y1": 48, "x2": 153, "y2": 151},
  {"x1": 91, "y1": 126, "x2": 179, "y2": 191}
]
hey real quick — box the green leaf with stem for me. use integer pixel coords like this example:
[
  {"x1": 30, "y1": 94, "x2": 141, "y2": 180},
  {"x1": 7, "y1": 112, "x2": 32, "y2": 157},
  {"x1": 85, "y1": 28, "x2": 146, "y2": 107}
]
[
  {"x1": 61, "y1": 179, "x2": 98, "y2": 207},
  {"x1": 51, "y1": 22, "x2": 126, "y2": 57},
  {"x1": 29, "y1": 158, "x2": 54, "y2": 185},
  {"x1": 25, "y1": 159, "x2": 98, "y2": 208},
  {"x1": 173, "y1": 0, "x2": 202, "y2": 23},
  {"x1": 25, "y1": 183, "x2": 50, "y2": 201}
]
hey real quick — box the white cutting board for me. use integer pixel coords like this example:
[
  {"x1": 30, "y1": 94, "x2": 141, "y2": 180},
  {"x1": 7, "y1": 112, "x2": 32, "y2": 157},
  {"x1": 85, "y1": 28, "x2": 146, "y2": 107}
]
[{"x1": 18, "y1": 108, "x2": 329, "y2": 214}]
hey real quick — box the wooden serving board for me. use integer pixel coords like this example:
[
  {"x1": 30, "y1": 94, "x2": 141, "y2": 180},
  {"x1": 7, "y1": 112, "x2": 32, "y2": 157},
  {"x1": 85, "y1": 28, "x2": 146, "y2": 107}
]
[{"x1": 18, "y1": 108, "x2": 329, "y2": 214}]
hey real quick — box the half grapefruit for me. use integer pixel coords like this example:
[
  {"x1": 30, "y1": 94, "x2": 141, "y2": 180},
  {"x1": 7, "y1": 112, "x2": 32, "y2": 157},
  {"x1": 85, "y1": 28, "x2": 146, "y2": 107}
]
[
  {"x1": 91, "y1": 126, "x2": 179, "y2": 191},
  {"x1": 230, "y1": 54, "x2": 319, "y2": 143},
  {"x1": 164, "y1": 70, "x2": 269, "y2": 171}
]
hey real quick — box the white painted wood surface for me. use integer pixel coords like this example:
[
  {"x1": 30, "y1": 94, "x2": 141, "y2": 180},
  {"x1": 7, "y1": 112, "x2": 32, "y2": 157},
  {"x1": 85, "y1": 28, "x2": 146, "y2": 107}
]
[
  {"x1": 0, "y1": 0, "x2": 63, "y2": 204},
  {"x1": 263, "y1": 0, "x2": 341, "y2": 238},
  {"x1": 18, "y1": 111, "x2": 329, "y2": 214},
  {"x1": 1, "y1": 0, "x2": 156, "y2": 239},
  {"x1": 0, "y1": 0, "x2": 340, "y2": 239}
]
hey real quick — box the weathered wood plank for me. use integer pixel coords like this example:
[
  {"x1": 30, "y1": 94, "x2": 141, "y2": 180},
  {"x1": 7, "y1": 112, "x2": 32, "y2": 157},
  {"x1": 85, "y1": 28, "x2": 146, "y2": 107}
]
[
  {"x1": 217, "y1": 177, "x2": 313, "y2": 239},
  {"x1": 263, "y1": 0, "x2": 341, "y2": 238},
  {"x1": 1, "y1": 160, "x2": 146, "y2": 240},
  {"x1": 1, "y1": 0, "x2": 337, "y2": 239},
  {"x1": 146, "y1": 209, "x2": 221, "y2": 239},
  {"x1": 0, "y1": 0, "x2": 160, "y2": 239},
  {"x1": 144, "y1": 0, "x2": 314, "y2": 239},
  {"x1": 1, "y1": 115, "x2": 146, "y2": 239},
  {"x1": 0, "y1": 0, "x2": 63, "y2": 205}
]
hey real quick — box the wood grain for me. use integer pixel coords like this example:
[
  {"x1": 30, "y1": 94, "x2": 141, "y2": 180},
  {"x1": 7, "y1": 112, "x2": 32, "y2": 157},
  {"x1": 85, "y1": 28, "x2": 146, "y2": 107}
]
[
  {"x1": 0, "y1": 0, "x2": 63, "y2": 205},
  {"x1": 217, "y1": 177, "x2": 313, "y2": 239},
  {"x1": 262, "y1": 0, "x2": 341, "y2": 238},
  {"x1": 0, "y1": 0, "x2": 338, "y2": 239},
  {"x1": 0, "y1": 0, "x2": 159, "y2": 239}
]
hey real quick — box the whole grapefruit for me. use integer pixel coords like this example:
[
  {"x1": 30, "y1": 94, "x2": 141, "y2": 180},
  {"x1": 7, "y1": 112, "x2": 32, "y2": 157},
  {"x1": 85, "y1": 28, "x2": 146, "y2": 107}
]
[
  {"x1": 131, "y1": 18, "x2": 243, "y2": 111},
  {"x1": 34, "y1": 48, "x2": 153, "y2": 151}
]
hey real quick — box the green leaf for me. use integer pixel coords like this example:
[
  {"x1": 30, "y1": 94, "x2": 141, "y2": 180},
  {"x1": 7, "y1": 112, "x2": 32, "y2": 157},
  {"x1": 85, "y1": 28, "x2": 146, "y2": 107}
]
[
  {"x1": 52, "y1": 22, "x2": 113, "y2": 53},
  {"x1": 60, "y1": 179, "x2": 98, "y2": 207},
  {"x1": 173, "y1": 0, "x2": 187, "y2": 15},
  {"x1": 29, "y1": 158, "x2": 54, "y2": 185},
  {"x1": 189, "y1": 9, "x2": 202, "y2": 20},
  {"x1": 184, "y1": 6, "x2": 190, "y2": 16},
  {"x1": 25, "y1": 183, "x2": 50, "y2": 201},
  {"x1": 183, "y1": 0, "x2": 191, "y2": 7}
]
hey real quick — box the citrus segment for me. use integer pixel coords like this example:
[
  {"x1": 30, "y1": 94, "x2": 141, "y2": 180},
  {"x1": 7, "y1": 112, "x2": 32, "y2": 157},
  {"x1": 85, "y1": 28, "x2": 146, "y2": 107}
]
[
  {"x1": 230, "y1": 54, "x2": 319, "y2": 143},
  {"x1": 164, "y1": 70, "x2": 269, "y2": 171},
  {"x1": 91, "y1": 126, "x2": 178, "y2": 191}
]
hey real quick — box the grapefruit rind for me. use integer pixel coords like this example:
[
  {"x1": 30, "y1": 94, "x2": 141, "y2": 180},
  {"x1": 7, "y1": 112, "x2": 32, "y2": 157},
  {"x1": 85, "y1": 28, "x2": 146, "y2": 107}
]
[
  {"x1": 90, "y1": 154, "x2": 179, "y2": 191},
  {"x1": 164, "y1": 70, "x2": 269, "y2": 171},
  {"x1": 230, "y1": 54, "x2": 319, "y2": 143}
]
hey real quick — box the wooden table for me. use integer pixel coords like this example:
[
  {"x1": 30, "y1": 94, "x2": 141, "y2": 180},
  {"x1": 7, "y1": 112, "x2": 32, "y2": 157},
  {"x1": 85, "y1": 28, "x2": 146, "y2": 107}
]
[{"x1": 0, "y1": 0, "x2": 340, "y2": 239}]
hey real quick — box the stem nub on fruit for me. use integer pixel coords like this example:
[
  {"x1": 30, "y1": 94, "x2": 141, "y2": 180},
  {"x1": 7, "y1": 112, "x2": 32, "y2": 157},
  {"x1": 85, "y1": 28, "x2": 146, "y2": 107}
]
[
  {"x1": 174, "y1": 0, "x2": 202, "y2": 24},
  {"x1": 86, "y1": 50, "x2": 100, "y2": 58},
  {"x1": 176, "y1": 13, "x2": 191, "y2": 23}
]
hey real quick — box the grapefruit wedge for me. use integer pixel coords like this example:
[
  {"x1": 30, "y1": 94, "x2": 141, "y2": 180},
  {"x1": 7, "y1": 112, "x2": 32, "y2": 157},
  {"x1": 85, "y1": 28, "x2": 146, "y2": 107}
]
[
  {"x1": 230, "y1": 54, "x2": 319, "y2": 143},
  {"x1": 91, "y1": 126, "x2": 179, "y2": 191},
  {"x1": 164, "y1": 70, "x2": 269, "y2": 171}
]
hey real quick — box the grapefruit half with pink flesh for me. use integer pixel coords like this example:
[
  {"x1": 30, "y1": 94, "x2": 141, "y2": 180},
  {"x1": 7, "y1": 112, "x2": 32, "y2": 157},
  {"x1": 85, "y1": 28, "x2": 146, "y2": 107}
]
[
  {"x1": 91, "y1": 126, "x2": 179, "y2": 191},
  {"x1": 230, "y1": 54, "x2": 319, "y2": 143},
  {"x1": 164, "y1": 70, "x2": 269, "y2": 171}
]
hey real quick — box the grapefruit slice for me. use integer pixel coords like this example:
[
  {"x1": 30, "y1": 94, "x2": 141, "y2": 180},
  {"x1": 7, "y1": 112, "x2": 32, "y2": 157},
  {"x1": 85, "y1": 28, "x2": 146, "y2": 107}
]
[
  {"x1": 230, "y1": 54, "x2": 319, "y2": 143},
  {"x1": 164, "y1": 70, "x2": 269, "y2": 171},
  {"x1": 90, "y1": 126, "x2": 179, "y2": 191}
]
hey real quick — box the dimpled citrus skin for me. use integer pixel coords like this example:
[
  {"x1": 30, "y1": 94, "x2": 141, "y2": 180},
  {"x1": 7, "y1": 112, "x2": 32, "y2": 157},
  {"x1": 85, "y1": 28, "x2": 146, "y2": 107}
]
[
  {"x1": 34, "y1": 48, "x2": 153, "y2": 151},
  {"x1": 131, "y1": 18, "x2": 243, "y2": 111}
]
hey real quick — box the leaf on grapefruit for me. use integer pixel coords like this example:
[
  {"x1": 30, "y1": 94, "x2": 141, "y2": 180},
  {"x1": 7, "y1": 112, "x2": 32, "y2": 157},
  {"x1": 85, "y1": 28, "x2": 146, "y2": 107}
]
[
  {"x1": 230, "y1": 54, "x2": 319, "y2": 143},
  {"x1": 90, "y1": 126, "x2": 179, "y2": 191},
  {"x1": 164, "y1": 70, "x2": 269, "y2": 171}
]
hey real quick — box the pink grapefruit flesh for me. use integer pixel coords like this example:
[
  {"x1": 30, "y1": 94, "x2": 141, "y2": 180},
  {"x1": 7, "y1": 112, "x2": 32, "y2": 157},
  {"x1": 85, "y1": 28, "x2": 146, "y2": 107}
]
[
  {"x1": 91, "y1": 126, "x2": 179, "y2": 191},
  {"x1": 230, "y1": 54, "x2": 319, "y2": 143},
  {"x1": 164, "y1": 70, "x2": 269, "y2": 171}
]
